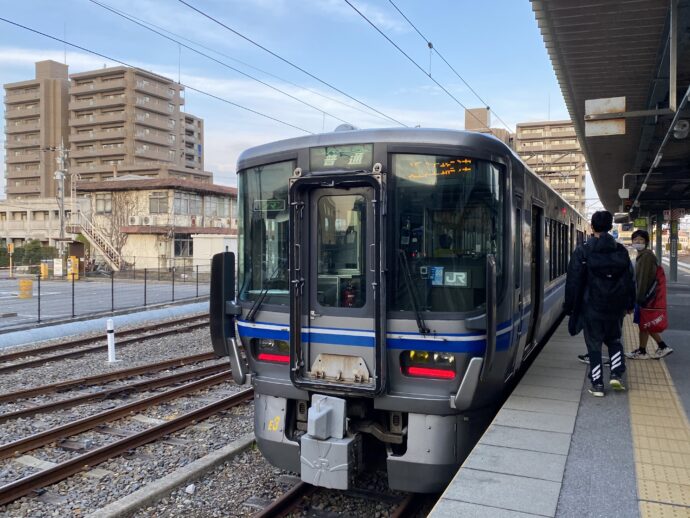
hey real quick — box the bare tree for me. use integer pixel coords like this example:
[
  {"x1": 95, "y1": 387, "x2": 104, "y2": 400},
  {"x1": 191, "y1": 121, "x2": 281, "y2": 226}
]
[{"x1": 109, "y1": 191, "x2": 138, "y2": 258}]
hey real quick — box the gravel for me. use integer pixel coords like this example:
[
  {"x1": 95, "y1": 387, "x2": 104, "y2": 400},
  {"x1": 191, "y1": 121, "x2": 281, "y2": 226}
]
[
  {"x1": 0, "y1": 324, "x2": 215, "y2": 394},
  {"x1": 0, "y1": 385, "x2": 253, "y2": 517}
]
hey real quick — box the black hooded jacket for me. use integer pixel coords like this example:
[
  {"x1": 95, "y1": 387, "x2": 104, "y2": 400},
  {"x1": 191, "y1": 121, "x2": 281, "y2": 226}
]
[{"x1": 564, "y1": 233, "x2": 636, "y2": 320}]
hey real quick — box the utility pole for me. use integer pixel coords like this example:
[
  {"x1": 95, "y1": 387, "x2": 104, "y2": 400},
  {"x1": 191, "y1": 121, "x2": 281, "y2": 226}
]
[{"x1": 51, "y1": 141, "x2": 69, "y2": 259}]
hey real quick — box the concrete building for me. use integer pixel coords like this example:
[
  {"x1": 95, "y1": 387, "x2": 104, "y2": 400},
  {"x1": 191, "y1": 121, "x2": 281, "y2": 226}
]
[
  {"x1": 515, "y1": 120, "x2": 586, "y2": 214},
  {"x1": 68, "y1": 66, "x2": 212, "y2": 184},
  {"x1": 75, "y1": 176, "x2": 236, "y2": 270},
  {"x1": 180, "y1": 112, "x2": 204, "y2": 171},
  {"x1": 0, "y1": 197, "x2": 86, "y2": 248},
  {"x1": 464, "y1": 107, "x2": 514, "y2": 147},
  {"x1": 3, "y1": 60, "x2": 70, "y2": 199}
]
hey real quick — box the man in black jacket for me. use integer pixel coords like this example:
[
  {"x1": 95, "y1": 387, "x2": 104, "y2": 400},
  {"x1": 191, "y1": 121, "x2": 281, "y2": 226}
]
[{"x1": 564, "y1": 211, "x2": 636, "y2": 397}]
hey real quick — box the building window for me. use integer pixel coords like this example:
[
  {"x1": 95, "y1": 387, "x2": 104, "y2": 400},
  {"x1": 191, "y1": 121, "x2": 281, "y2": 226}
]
[
  {"x1": 174, "y1": 234, "x2": 193, "y2": 257},
  {"x1": 149, "y1": 191, "x2": 169, "y2": 214},
  {"x1": 95, "y1": 193, "x2": 112, "y2": 214}
]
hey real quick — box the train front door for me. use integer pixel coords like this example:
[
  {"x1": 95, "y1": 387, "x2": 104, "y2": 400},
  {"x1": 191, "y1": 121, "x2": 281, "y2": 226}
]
[{"x1": 289, "y1": 175, "x2": 386, "y2": 395}]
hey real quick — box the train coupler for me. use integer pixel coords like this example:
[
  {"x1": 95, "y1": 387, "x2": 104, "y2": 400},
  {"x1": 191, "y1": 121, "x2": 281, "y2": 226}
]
[{"x1": 300, "y1": 395, "x2": 362, "y2": 489}]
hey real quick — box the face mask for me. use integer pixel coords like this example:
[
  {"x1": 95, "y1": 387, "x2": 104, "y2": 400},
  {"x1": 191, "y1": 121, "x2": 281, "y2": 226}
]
[{"x1": 632, "y1": 243, "x2": 645, "y2": 251}]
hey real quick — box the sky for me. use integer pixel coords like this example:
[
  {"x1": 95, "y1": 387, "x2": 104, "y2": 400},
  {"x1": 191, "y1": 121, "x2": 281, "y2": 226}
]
[{"x1": 0, "y1": 0, "x2": 601, "y2": 208}]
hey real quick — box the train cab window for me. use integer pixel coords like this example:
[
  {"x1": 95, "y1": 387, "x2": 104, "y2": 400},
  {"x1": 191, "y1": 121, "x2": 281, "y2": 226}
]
[
  {"x1": 391, "y1": 154, "x2": 504, "y2": 313},
  {"x1": 316, "y1": 194, "x2": 366, "y2": 308},
  {"x1": 238, "y1": 160, "x2": 294, "y2": 305}
]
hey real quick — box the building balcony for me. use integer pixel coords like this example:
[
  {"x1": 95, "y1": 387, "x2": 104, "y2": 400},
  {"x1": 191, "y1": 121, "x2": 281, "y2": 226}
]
[
  {"x1": 71, "y1": 111, "x2": 129, "y2": 128},
  {"x1": 4, "y1": 91, "x2": 40, "y2": 104},
  {"x1": 70, "y1": 78, "x2": 127, "y2": 95},
  {"x1": 6, "y1": 185, "x2": 41, "y2": 195},
  {"x1": 135, "y1": 147, "x2": 173, "y2": 162},
  {"x1": 135, "y1": 115, "x2": 171, "y2": 131},
  {"x1": 6, "y1": 152, "x2": 41, "y2": 164},
  {"x1": 135, "y1": 100, "x2": 173, "y2": 116},
  {"x1": 70, "y1": 127, "x2": 126, "y2": 143},
  {"x1": 6, "y1": 169, "x2": 41, "y2": 179},
  {"x1": 5, "y1": 121, "x2": 41, "y2": 134},
  {"x1": 134, "y1": 130, "x2": 172, "y2": 147},
  {"x1": 70, "y1": 148, "x2": 100, "y2": 158},
  {"x1": 5, "y1": 138, "x2": 40, "y2": 149},
  {"x1": 547, "y1": 143, "x2": 581, "y2": 152},
  {"x1": 134, "y1": 80, "x2": 175, "y2": 100},
  {"x1": 5, "y1": 106, "x2": 40, "y2": 119}
]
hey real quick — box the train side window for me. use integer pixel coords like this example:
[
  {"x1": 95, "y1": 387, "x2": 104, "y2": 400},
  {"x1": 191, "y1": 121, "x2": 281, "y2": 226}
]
[{"x1": 514, "y1": 207, "x2": 521, "y2": 289}]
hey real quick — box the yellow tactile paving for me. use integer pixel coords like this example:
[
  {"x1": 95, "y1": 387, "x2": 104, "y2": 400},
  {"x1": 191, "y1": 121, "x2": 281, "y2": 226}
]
[{"x1": 622, "y1": 315, "x2": 690, "y2": 517}]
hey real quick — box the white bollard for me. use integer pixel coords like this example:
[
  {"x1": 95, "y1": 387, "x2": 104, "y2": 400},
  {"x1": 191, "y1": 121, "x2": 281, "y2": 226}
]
[{"x1": 107, "y1": 318, "x2": 119, "y2": 363}]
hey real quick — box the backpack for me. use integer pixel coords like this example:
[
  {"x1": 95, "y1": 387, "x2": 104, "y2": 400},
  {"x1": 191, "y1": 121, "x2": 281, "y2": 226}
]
[{"x1": 584, "y1": 243, "x2": 634, "y2": 315}]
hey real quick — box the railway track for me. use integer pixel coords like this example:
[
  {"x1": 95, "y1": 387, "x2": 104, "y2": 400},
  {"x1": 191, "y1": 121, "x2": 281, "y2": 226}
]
[
  {"x1": 0, "y1": 315, "x2": 209, "y2": 374},
  {"x1": 252, "y1": 479, "x2": 434, "y2": 518},
  {"x1": 0, "y1": 351, "x2": 217, "y2": 403},
  {"x1": 0, "y1": 387, "x2": 254, "y2": 507},
  {"x1": 0, "y1": 362, "x2": 230, "y2": 423}
]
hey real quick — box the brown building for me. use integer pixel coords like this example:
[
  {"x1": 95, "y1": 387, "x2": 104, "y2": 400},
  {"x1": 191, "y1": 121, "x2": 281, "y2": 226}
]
[
  {"x1": 3, "y1": 60, "x2": 70, "y2": 199},
  {"x1": 68, "y1": 66, "x2": 212, "y2": 184},
  {"x1": 464, "y1": 107, "x2": 513, "y2": 147},
  {"x1": 3, "y1": 61, "x2": 214, "y2": 202},
  {"x1": 180, "y1": 112, "x2": 204, "y2": 171},
  {"x1": 515, "y1": 120, "x2": 586, "y2": 214}
]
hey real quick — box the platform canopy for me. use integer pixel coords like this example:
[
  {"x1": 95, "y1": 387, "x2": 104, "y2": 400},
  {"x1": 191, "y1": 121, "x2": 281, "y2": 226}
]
[{"x1": 531, "y1": 0, "x2": 690, "y2": 216}]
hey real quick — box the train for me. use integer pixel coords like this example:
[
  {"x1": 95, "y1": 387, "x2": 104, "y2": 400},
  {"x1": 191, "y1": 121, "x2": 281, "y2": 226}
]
[{"x1": 210, "y1": 128, "x2": 586, "y2": 492}]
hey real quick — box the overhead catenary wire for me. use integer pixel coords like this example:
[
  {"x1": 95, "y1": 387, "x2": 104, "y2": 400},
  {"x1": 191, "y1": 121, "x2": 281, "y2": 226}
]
[
  {"x1": 387, "y1": 0, "x2": 513, "y2": 133},
  {"x1": 86, "y1": 2, "x2": 396, "y2": 126},
  {"x1": 343, "y1": 0, "x2": 493, "y2": 135},
  {"x1": 0, "y1": 17, "x2": 314, "y2": 135},
  {"x1": 176, "y1": 0, "x2": 407, "y2": 128},
  {"x1": 88, "y1": 0, "x2": 353, "y2": 127}
]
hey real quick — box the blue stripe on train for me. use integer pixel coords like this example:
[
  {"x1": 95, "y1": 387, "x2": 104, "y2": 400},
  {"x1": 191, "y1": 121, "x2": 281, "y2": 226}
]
[{"x1": 238, "y1": 322, "x2": 512, "y2": 353}]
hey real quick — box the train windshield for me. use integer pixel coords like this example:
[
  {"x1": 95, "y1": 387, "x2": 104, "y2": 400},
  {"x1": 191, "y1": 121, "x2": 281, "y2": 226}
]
[
  {"x1": 391, "y1": 154, "x2": 504, "y2": 313},
  {"x1": 238, "y1": 160, "x2": 294, "y2": 305}
]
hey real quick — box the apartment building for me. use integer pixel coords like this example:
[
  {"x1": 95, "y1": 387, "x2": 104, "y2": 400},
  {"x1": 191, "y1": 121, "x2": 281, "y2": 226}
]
[
  {"x1": 463, "y1": 107, "x2": 513, "y2": 146},
  {"x1": 68, "y1": 66, "x2": 212, "y2": 184},
  {"x1": 3, "y1": 60, "x2": 70, "y2": 199},
  {"x1": 515, "y1": 120, "x2": 586, "y2": 214},
  {"x1": 180, "y1": 112, "x2": 203, "y2": 171}
]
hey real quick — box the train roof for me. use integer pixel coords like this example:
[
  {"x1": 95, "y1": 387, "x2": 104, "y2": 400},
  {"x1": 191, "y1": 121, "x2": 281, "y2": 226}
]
[{"x1": 237, "y1": 127, "x2": 512, "y2": 168}]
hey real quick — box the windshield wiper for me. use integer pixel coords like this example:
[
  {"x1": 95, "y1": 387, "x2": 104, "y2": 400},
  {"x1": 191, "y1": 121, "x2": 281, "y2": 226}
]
[
  {"x1": 397, "y1": 250, "x2": 430, "y2": 335},
  {"x1": 245, "y1": 262, "x2": 283, "y2": 322}
]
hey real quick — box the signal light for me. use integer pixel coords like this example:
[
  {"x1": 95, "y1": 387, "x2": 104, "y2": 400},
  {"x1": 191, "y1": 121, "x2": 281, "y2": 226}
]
[
  {"x1": 253, "y1": 338, "x2": 289, "y2": 364},
  {"x1": 400, "y1": 350, "x2": 456, "y2": 379}
]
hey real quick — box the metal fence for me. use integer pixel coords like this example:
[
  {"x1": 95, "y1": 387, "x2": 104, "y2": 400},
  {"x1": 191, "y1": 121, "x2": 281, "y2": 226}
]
[{"x1": 0, "y1": 264, "x2": 211, "y2": 330}]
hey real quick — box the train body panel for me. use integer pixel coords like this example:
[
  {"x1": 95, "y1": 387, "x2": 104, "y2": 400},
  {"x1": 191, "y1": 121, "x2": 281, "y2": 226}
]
[{"x1": 211, "y1": 128, "x2": 586, "y2": 492}]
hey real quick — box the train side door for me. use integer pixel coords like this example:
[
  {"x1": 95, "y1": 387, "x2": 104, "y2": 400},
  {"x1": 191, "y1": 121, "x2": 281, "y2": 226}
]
[
  {"x1": 525, "y1": 203, "x2": 544, "y2": 355},
  {"x1": 289, "y1": 175, "x2": 386, "y2": 396},
  {"x1": 509, "y1": 195, "x2": 528, "y2": 374}
]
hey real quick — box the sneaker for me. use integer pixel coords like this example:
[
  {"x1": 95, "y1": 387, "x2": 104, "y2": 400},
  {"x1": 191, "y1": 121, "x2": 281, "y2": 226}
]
[
  {"x1": 625, "y1": 348, "x2": 650, "y2": 360},
  {"x1": 588, "y1": 383, "x2": 605, "y2": 397},
  {"x1": 609, "y1": 374, "x2": 626, "y2": 392},
  {"x1": 577, "y1": 354, "x2": 611, "y2": 365},
  {"x1": 654, "y1": 347, "x2": 674, "y2": 359}
]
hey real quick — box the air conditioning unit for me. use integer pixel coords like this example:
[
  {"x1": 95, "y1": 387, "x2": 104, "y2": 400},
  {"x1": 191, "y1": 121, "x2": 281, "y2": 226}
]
[
  {"x1": 128, "y1": 216, "x2": 141, "y2": 225},
  {"x1": 213, "y1": 219, "x2": 223, "y2": 228},
  {"x1": 141, "y1": 215, "x2": 152, "y2": 225}
]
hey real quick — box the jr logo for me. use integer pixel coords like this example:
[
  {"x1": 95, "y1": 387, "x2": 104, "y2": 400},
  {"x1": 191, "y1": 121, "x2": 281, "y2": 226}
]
[
  {"x1": 444, "y1": 271, "x2": 468, "y2": 287},
  {"x1": 268, "y1": 416, "x2": 281, "y2": 432}
]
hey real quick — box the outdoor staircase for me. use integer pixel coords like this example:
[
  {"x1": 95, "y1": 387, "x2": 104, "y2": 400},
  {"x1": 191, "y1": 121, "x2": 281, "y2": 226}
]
[{"x1": 70, "y1": 211, "x2": 126, "y2": 271}]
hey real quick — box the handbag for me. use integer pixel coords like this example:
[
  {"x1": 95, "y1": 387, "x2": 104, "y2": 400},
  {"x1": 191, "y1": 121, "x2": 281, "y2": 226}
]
[{"x1": 639, "y1": 307, "x2": 668, "y2": 333}]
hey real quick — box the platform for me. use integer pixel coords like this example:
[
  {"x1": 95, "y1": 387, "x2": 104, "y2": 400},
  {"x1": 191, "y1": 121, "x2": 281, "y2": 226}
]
[{"x1": 430, "y1": 266, "x2": 690, "y2": 517}]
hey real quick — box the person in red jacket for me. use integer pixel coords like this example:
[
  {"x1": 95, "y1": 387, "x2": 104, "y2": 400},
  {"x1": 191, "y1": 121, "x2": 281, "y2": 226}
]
[{"x1": 626, "y1": 229, "x2": 673, "y2": 359}]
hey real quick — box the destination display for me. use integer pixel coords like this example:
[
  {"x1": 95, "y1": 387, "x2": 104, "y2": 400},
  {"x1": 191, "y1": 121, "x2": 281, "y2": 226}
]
[
  {"x1": 396, "y1": 155, "x2": 473, "y2": 183},
  {"x1": 310, "y1": 144, "x2": 374, "y2": 170}
]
